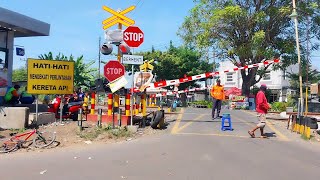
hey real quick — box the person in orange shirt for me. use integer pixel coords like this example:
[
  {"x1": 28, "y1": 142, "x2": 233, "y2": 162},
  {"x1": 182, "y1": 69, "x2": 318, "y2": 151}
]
[{"x1": 210, "y1": 79, "x2": 225, "y2": 119}]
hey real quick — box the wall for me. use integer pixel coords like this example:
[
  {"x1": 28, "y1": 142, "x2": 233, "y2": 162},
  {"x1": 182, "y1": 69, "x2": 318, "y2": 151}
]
[{"x1": 218, "y1": 61, "x2": 242, "y2": 89}]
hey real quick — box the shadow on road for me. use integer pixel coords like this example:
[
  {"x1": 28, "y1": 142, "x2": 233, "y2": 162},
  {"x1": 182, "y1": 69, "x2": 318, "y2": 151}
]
[
  {"x1": 180, "y1": 119, "x2": 256, "y2": 124},
  {"x1": 166, "y1": 119, "x2": 176, "y2": 123},
  {"x1": 264, "y1": 132, "x2": 277, "y2": 138}
]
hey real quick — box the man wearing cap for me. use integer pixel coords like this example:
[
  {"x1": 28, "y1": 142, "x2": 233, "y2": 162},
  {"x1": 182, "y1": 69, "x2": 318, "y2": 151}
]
[
  {"x1": 210, "y1": 79, "x2": 225, "y2": 119},
  {"x1": 248, "y1": 84, "x2": 270, "y2": 138}
]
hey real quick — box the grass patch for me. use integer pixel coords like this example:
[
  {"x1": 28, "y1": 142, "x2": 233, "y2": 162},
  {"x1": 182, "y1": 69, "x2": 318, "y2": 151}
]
[
  {"x1": 300, "y1": 134, "x2": 314, "y2": 141},
  {"x1": 8, "y1": 128, "x2": 27, "y2": 133},
  {"x1": 77, "y1": 124, "x2": 133, "y2": 141}
]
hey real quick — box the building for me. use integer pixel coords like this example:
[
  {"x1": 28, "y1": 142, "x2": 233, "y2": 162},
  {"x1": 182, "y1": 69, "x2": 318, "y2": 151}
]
[
  {"x1": 0, "y1": 7, "x2": 50, "y2": 98},
  {"x1": 217, "y1": 60, "x2": 296, "y2": 102}
]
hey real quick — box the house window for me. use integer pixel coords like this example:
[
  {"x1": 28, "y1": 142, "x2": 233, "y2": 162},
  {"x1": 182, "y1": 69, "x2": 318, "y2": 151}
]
[
  {"x1": 283, "y1": 70, "x2": 287, "y2": 80},
  {"x1": 268, "y1": 93, "x2": 278, "y2": 103},
  {"x1": 263, "y1": 71, "x2": 271, "y2": 80},
  {"x1": 226, "y1": 72, "x2": 234, "y2": 82}
]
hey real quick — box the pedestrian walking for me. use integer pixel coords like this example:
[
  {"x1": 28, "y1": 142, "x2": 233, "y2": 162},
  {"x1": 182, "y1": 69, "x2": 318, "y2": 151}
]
[
  {"x1": 248, "y1": 84, "x2": 270, "y2": 138},
  {"x1": 210, "y1": 79, "x2": 225, "y2": 119}
]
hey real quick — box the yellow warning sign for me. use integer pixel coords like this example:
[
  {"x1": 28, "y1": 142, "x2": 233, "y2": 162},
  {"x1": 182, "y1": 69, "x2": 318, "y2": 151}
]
[
  {"x1": 27, "y1": 59, "x2": 74, "y2": 94},
  {"x1": 102, "y1": 5, "x2": 135, "y2": 30}
]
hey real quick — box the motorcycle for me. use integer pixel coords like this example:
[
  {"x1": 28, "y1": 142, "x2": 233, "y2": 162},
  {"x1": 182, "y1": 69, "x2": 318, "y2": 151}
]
[{"x1": 48, "y1": 97, "x2": 83, "y2": 121}]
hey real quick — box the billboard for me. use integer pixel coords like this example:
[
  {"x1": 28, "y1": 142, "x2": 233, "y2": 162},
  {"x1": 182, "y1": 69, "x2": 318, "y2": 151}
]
[
  {"x1": 134, "y1": 72, "x2": 153, "y2": 92},
  {"x1": 27, "y1": 59, "x2": 74, "y2": 94},
  {"x1": 0, "y1": 49, "x2": 8, "y2": 96}
]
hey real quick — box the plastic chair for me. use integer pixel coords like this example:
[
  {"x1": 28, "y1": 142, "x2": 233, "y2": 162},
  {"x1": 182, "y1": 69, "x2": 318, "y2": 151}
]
[{"x1": 221, "y1": 113, "x2": 233, "y2": 131}]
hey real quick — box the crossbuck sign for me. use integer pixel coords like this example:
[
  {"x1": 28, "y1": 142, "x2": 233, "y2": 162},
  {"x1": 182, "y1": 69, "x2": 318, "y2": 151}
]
[{"x1": 102, "y1": 5, "x2": 135, "y2": 30}]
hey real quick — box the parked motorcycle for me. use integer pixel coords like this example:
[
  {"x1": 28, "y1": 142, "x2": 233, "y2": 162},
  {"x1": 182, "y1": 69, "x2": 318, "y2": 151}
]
[{"x1": 48, "y1": 97, "x2": 83, "y2": 121}]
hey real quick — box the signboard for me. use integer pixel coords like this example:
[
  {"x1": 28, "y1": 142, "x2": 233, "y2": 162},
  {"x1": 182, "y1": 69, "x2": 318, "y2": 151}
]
[
  {"x1": 105, "y1": 29, "x2": 124, "y2": 42},
  {"x1": 0, "y1": 49, "x2": 8, "y2": 96},
  {"x1": 108, "y1": 76, "x2": 128, "y2": 93},
  {"x1": 104, "y1": 60, "x2": 125, "y2": 82},
  {"x1": 231, "y1": 96, "x2": 246, "y2": 102},
  {"x1": 230, "y1": 102, "x2": 249, "y2": 110},
  {"x1": 27, "y1": 59, "x2": 74, "y2": 94},
  {"x1": 0, "y1": 69, "x2": 7, "y2": 96},
  {"x1": 122, "y1": 55, "x2": 143, "y2": 65},
  {"x1": 16, "y1": 47, "x2": 25, "y2": 56},
  {"x1": 134, "y1": 72, "x2": 153, "y2": 91},
  {"x1": 123, "y1": 26, "x2": 144, "y2": 47},
  {"x1": 310, "y1": 83, "x2": 319, "y2": 95},
  {"x1": 139, "y1": 59, "x2": 154, "y2": 71},
  {"x1": 102, "y1": 5, "x2": 135, "y2": 30}
]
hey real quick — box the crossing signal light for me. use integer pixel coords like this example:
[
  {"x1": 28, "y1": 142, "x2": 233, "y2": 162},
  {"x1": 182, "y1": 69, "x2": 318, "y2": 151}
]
[
  {"x1": 119, "y1": 43, "x2": 131, "y2": 55},
  {"x1": 101, "y1": 42, "x2": 131, "y2": 55},
  {"x1": 101, "y1": 43, "x2": 113, "y2": 55}
]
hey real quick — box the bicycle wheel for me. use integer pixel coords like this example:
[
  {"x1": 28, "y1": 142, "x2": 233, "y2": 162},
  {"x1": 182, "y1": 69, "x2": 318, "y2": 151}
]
[
  {"x1": 33, "y1": 130, "x2": 56, "y2": 148},
  {"x1": 0, "y1": 138, "x2": 18, "y2": 153}
]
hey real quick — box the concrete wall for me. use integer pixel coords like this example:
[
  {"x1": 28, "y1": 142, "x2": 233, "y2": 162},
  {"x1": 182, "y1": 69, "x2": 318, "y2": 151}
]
[
  {"x1": 219, "y1": 61, "x2": 242, "y2": 89},
  {"x1": 29, "y1": 112, "x2": 55, "y2": 126},
  {"x1": 0, "y1": 107, "x2": 29, "y2": 129}
]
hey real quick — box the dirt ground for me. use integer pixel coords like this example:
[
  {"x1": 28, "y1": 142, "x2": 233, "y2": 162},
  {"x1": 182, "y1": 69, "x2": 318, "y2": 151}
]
[{"x1": 0, "y1": 114, "x2": 176, "y2": 154}]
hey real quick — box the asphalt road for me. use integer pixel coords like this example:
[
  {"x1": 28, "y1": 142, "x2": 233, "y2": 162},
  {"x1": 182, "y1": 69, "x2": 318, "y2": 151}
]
[{"x1": 1, "y1": 108, "x2": 320, "y2": 180}]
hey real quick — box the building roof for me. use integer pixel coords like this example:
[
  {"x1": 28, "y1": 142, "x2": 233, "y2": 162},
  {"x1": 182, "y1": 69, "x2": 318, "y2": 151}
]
[{"x1": 0, "y1": 7, "x2": 50, "y2": 37}]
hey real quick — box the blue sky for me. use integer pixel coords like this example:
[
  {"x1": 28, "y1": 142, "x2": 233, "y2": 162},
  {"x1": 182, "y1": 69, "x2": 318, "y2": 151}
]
[
  {"x1": 1, "y1": 0, "x2": 195, "y2": 70},
  {"x1": 2, "y1": 0, "x2": 320, "y2": 71}
]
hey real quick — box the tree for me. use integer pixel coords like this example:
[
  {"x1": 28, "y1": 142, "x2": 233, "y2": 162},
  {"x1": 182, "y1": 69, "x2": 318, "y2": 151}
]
[
  {"x1": 136, "y1": 43, "x2": 213, "y2": 106},
  {"x1": 38, "y1": 52, "x2": 97, "y2": 88},
  {"x1": 178, "y1": 0, "x2": 320, "y2": 96},
  {"x1": 137, "y1": 42, "x2": 213, "y2": 90},
  {"x1": 287, "y1": 63, "x2": 320, "y2": 95},
  {"x1": 12, "y1": 67, "x2": 27, "y2": 82}
]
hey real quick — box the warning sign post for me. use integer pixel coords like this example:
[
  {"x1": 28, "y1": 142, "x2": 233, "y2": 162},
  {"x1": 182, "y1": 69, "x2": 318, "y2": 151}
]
[{"x1": 27, "y1": 59, "x2": 74, "y2": 94}]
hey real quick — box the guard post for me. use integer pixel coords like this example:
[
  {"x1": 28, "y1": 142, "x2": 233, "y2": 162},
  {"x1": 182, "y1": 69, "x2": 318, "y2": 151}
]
[
  {"x1": 78, "y1": 108, "x2": 83, "y2": 131},
  {"x1": 97, "y1": 108, "x2": 102, "y2": 128}
]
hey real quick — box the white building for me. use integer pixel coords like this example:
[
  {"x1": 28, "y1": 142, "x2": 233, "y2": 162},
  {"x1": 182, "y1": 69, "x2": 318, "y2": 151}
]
[{"x1": 217, "y1": 60, "x2": 296, "y2": 102}]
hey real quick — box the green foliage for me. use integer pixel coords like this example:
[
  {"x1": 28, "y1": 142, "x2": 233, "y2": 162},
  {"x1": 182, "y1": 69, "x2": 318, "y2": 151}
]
[
  {"x1": 269, "y1": 94, "x2": 297, "y2": 112},
  {"x1": 188, "y1": 100, "x2": 213, "y2": 108},
  {"x1": 12, "y1": 67, "x2": 27, "y2": 82},
  {"x1": 178, "y1": 0, "x2": 320, "y2": 95},
  {"x1": 271, "y1": 102, "x2": 287, "y2": 112},
  {"x1": 287, "y1": 64, "x2": 320, "y2": 96},
  {"x1": 286, "y1": 95, "x2": 295, "y2": 107},
  {"x1": 38, "y1": 52, "x2": 97, "y2": 89}
]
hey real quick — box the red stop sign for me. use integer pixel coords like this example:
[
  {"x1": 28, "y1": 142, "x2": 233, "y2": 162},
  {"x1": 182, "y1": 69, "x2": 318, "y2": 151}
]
[
  {"x1": 123, "y1": 26, "x2": 144, "y2": 47},
  {"x1": 104, "y1": 60, "x2": 125, "y2": 82}
]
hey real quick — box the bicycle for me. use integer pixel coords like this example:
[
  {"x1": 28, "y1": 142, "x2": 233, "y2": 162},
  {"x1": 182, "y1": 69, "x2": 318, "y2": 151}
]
[{"x1": 0, "y1": 126, "x2": 56, "y2": 153}]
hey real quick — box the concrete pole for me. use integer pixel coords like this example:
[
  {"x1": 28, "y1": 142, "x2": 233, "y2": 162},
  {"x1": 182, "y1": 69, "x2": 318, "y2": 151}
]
[{"x1": 292, "y1": 0, "x2": 304, "y2": 116}]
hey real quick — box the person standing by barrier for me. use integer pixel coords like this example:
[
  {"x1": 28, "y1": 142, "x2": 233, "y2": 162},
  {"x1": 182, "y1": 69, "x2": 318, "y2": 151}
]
[
  {"x1": 248, "y1": 84, "x2": 270, "y2": 138},
  {"x1": 210, "y1": 79, "x2": 225, "y2": 119}
]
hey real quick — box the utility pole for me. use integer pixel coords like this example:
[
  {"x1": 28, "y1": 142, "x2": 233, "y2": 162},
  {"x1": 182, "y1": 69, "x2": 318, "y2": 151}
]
[
  {"x1": 305, "y1": 15, "x2": 310, "y2": 115},
  {"x1": 290, "y1": 0, "x2": 304, "y2": 116},
  {"x1": 98, "y1": 36, "x2": 101, "y2": 78}
]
